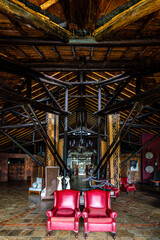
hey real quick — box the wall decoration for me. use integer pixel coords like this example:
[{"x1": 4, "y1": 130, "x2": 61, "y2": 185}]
[{"x1": 130, "y1": 160, "x2": 138, "y2": 171}]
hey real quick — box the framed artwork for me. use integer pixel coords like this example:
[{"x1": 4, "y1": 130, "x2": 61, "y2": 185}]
[{"x1": 130, "y1": 160, "x2": 138, "y2": 171}]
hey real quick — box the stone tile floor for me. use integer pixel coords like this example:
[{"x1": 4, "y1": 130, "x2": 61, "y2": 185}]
[{"x1": 0, "y1": 176, "x2": 160, "y2": 240}]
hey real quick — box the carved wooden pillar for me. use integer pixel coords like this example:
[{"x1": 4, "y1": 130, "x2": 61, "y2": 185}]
[
  {"x1": 46, "y1": 113, "x2": 59, "y2": 166},
  {"x1": 107, "y1": 114, "x2": 120, "y2": 188},
  {"x1": 58, "y1": 138, "x2": 64, "y2": 160}
]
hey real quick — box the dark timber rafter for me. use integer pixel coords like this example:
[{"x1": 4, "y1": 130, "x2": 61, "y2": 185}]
[
  {"x1": 36, "y1": 77, "x2": 66, "y2": 113},
  {"x1": 95, "y1": 86, "x2": 160, "y2": 115},
  {"x1": 0, "y1": 56, "x2": 72, "y2": 88},
  {"x1": 0, "y1": 0, "x2": 71, "y2": 42},
  {"x1": 0, "y1": 138, "x2": 43, "y2": 153},
  {"x1": 124, "y1": 123, "x2": 160, "y2": 130},
  {"x1": 0, "y1": 130, "x2": 44, "y2": 167},
  {"x1": 121, "y1": 133, "x2": 160, "y2": 167},
  {"x1": 121, "y1": 110, "x2": 157, "y2": 124},
  {"x1": 23, "y1": 105, "x2": 69, "y2": 173},
  {"x1": 0, "y1": 78, "x2": 61, "y2": 115},
  {"x1": 94, "y1": 72, "x2": 131, "y2": 87},
  {"x1": 93, "y1": 0, "x2": 160, "y2": 41},
  {"x1": 1, "y1": 37, "x2": 160, "y2": 46},
  {"x1": 104, "y1": 77, "x2": 133, "y2": 107},
  {"x1": 30, "y1": 60, "x2": 160, "y2": 73},
  {"x1": 0, "y1": 122, "x2": 46, "y2": 129},
  {"x1": 0, "y1": 87, "x2": 61, "y2": 114},
  {"x1": 95, "y1": 102, "x2": 144, "y2": 173},
  {"x1": 11, "y1": 111, "x2": 28, "y2": 125}
]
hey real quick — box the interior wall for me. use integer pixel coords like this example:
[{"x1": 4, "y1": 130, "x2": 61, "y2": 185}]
[
  {"x1": 0, "y1": 153, "x2": 39, "y2": 182},
  {"x1": 141, "y1": 133, "x2": 160, "y2": 183}
]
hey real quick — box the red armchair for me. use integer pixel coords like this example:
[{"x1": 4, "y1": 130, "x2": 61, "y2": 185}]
[
  {"x1": 120, "y1": 177, "x2": 136, "y2": 193},
  {"x1": 46, "y1": 190, "x2": 81, "y2": 238},
  {"x1": 82, "y1": 189, "x2": 118, "y2": 240}
]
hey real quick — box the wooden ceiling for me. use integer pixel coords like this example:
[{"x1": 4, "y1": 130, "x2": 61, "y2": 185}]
[{"x1": 0, "y1": 0, "x2": 160, "y2": 152}]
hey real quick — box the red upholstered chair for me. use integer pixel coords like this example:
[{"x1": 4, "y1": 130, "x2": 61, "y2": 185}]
[
  {"x1": 82, "y1": 189, "x2": 118, "y2": 240},
  {"x1": 46, "y1": 190, "x2": 81, "y2": 238},
  {"x1": 120, "y1": 177, "x2": 136, "y2": 193}
]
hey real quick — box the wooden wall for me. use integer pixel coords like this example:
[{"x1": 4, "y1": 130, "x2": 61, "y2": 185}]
[{"x1": 0, "y1": 153, "x2": 42, "y2": 182}]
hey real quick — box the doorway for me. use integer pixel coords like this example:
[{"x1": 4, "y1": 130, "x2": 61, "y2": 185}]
[{"x1": 8, "y1": 158, "x2": 25, "y2": 181}]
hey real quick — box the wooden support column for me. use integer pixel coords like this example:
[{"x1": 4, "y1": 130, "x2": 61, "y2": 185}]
[
  {"x1": 97, "y1": 79, "x2": 101, "y2": 180},
  {"x1": 58, "y1": 138, "x2": 64, "y2": 160},
  {"x1": 63, "y1": 88, "x2": 69, "y2": 189},
  {"x1": 46, "y1": 113, "x2": 59, "y2": 166},
  {"x1": 107, "y1": 114, "x2": 120, "y2": 188}
]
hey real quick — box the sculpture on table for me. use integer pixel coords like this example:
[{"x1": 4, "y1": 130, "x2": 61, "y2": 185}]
[
  {"x1": 57, "y1": 176, "x2": 63, "y2": 190},
  {"x1": 65, "y1": 176, "x2": 70, "y2": 189}
]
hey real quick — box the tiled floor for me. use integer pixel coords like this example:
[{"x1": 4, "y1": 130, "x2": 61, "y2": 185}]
[{"x1": 0, "y1": 177, "x2": 160, "y2": 240}]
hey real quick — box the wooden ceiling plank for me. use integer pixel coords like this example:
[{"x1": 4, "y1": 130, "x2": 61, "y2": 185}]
[
  {"x1": 135, "y1": 11, "x2": 158, "y2": 37},
  {"x1": 93, "y1": 0, "x2": 160, "y2": 41},
  {"x1": 0, "y1": 0, "x2": 71, "y2": 42},
  {"x1": 104, "y1": 71, "x2": 115, "y2": 77}
]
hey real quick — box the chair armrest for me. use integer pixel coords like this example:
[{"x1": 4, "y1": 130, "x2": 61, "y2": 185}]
[
  {"x1": 82, "y1": 208, "x2": 88, "y2": 218},
  {"x1": 75, "y1": 209, "x2": 81, "y2": 218},
  {"x1": 46, "y1": 208, "x2": 57, "y2": 217},
  {"x1": 107, "y1": 209, "x2": 118, "y2": 219}
]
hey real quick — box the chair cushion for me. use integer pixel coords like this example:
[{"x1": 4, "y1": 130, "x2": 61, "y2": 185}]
[
  {"x1": 36, "y1": 177, "x2": 42, "y2": 184},
  {"x1": 88, "y1": 217, "x2": 112, "y2": 223},
  {"x1": 29, "y1": 187, "x2": 41, "y2": 191},
  {"x1": 37, "y1": 183, "x2": 41, "y2": 189},
  {"x1": 89, "y1": 207, "x2": 106, "y2": 217},
  {"x1": 128, "y1": 185, "x2": 136, "y2": 191},
  {"x1": 32, "y1": 182, "x2": 37, "y2": 188},
  {"x1": 56, "y1": 208, "x2": 75, "y2": 216},
  {"x1": 51, "y1": 216, "x2": 74, "y2": 222}
]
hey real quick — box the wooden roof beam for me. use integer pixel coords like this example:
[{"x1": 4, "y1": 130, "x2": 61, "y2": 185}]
[
  {"x1": 0, "y1": 0, "x2": 71, "y2": 42},
  {"x1": 0, "y1": 87, "x2": 61, "y2": 114},
  {"x1": 0, "y1": 56, "x2": 72, "y2": 87},
  {"x1": 1, "y1": 37, "x2": 160, "y2": 47},
  {"x1": 40, "y1": 0, "x2": 59, "y2": 10},
  {"x1": 94, "y1": 72, "x2": 130, "y2": 86},
  {"x1": 0, "y1": 122, "x2": 46, "y2": 129},
  {"x1": 105, "y1": 77, "x2": 133, "y2": 107},
  {"x1": 95, "y1": 86, "x2": 160, "y2": 115},
  {"x1": 0, "y1": 130, "x2": 44, "y2": 166},
  {"x1": 93, "y1": 0, "x2": 160, "y2": 41},
  {"x1": 124, "y1": 123, "x2": 160, "y2": 130}
]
